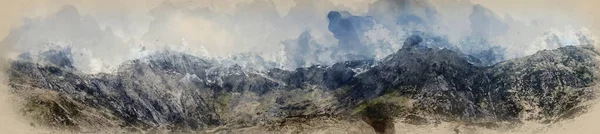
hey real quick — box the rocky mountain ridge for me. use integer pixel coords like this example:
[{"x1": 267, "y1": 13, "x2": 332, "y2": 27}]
[{"x1": 6, "y1": 35, "x2": 600, "y2": 133}]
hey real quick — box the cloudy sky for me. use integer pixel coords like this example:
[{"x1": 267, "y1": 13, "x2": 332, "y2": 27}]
[
  {"x1": 0, "y1": 0, "x2": 597, "y2": 38},
  {"x1": 0, "y1": 0, "x2": 598, "y2": 73}
]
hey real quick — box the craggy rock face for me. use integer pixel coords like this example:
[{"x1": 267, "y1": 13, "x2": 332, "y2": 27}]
[{"x1": 7, "y1": 35, "x2": 600, "y2": 133}]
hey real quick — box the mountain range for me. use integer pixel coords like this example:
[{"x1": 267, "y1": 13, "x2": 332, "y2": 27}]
[{"x1": 7, "y1": 35, "x2": 600, "y2": 133}]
